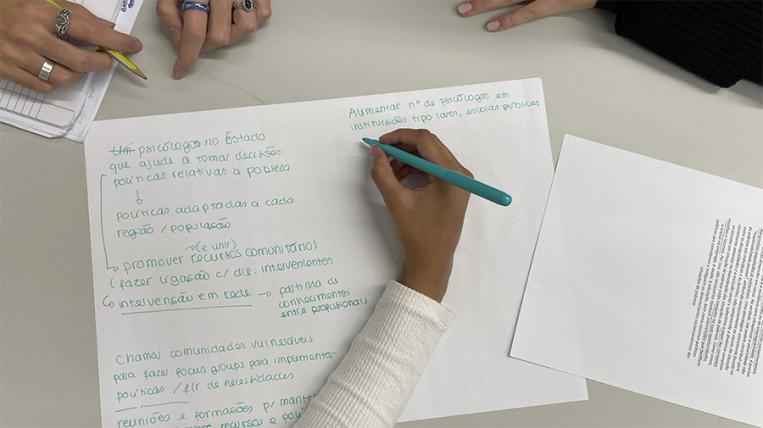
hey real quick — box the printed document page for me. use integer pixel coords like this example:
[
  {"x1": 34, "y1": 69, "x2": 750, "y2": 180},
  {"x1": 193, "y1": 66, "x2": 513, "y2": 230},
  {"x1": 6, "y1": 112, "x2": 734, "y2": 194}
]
[{"x1": 512, "y1": 134, "x2": 763, "y2": 427}]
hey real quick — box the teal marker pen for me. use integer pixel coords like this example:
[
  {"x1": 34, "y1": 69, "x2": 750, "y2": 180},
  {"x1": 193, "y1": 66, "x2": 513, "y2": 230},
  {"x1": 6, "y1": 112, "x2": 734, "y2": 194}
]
[{"x1": 362, "y1": 138, "x2": 512, "y2": 207}]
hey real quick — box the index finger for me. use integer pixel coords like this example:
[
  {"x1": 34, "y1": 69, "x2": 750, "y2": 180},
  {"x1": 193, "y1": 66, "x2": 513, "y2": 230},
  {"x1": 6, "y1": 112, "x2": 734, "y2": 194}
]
[
  {"x1": 60, "y1": 1, "x2": 142, "y2": 53},
  {"x1": 174, "y1": 5, "x2": 209, "y2": 79},
  {"x1": 379, "y1": 129, "x2": 462, "y2": 170}
]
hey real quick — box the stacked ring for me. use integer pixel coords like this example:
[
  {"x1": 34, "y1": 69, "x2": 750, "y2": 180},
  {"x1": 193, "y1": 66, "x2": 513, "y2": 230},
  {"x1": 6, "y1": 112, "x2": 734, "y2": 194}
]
[
  {"x1": 233, "y1": 0, "x2": 255, "y2": 12},
  {"x1": 38, "y1": 61, "x2": 54, "y2": 82},
  {"x1": 54, "y1": 9, "x2": 72, "y2": 37},
  {"x1": 181, "y1": 1, "x2": 211, "y2": 14}
]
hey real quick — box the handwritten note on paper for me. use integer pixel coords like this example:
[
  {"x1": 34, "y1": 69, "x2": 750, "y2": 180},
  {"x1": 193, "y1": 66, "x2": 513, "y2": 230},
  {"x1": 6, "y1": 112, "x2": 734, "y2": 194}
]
[{"x1": 85, "y1": 80, "x2": 587, "y2": 427}]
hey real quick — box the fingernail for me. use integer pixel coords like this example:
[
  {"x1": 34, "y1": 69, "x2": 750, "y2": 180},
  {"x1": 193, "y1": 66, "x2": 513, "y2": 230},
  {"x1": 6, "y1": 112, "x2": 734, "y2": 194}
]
[
  {"x1": 371, "y1": 145, "x2": 381, "y2": 159},
  {"x1": 173, "y1": 67, "x2": 184, "y2": 79},
  {"x1": 457, "y1": 2, "x2": 472, "y2": 15},
  {"x1": 129, "y1": 39, "x2": 142, "y2": 53},
  {"x1": 486, "y1": 21, "x2": 500, "y2": 31}
]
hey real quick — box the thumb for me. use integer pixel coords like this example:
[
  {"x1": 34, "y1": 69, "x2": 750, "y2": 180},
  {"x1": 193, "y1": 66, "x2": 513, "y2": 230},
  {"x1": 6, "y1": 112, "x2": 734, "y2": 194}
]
[{"x1": 370, "y1": 145, "x2": 405, "y2": 206}]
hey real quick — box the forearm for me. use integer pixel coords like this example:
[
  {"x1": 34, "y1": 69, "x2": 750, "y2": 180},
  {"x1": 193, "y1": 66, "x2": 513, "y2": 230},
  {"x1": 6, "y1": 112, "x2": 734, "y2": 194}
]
[{"x1": 294, "y1": 280, "x2": 454, "y2": 428}]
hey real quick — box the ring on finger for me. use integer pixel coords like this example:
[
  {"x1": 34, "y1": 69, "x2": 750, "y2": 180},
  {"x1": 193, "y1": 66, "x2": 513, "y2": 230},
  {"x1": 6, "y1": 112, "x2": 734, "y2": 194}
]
[
  {"x1": 54, "y1": 9, "x2": 73, "y2": 37},
  {"x1": 180, "y1": 1, "x2": 211, "y2": 14},
  {"x1": 38, "y1": 60, "x2": 55, "y2": 82},
  {"x1": 233, "y1": 0, "x2": 255, "y2": 12}
]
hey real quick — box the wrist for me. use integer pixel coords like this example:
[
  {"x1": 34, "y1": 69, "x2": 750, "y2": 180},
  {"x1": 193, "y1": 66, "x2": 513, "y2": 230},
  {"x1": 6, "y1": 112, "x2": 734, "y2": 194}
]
[{"x1": 398, "y1": 258, "x2": 453, "y2": 302}]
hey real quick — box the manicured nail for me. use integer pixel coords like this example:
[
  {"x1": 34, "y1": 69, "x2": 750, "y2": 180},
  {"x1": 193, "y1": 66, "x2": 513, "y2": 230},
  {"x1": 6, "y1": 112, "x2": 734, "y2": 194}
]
[
  {"x1": 457, "y1": 2, "x2": 472, "y2": 15},
  {"x1": 486, "y1": 21, "x2": 500, "y2": 31},
  {"x1": 129, "y1": 39, "x2": 142, "y2": 53}
]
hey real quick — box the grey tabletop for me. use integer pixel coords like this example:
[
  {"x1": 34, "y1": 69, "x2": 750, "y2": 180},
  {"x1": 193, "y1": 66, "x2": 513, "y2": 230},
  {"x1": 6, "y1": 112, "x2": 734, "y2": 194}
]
[{"x1": 1, "y1": 1, "x2": 761, "y2": 427}]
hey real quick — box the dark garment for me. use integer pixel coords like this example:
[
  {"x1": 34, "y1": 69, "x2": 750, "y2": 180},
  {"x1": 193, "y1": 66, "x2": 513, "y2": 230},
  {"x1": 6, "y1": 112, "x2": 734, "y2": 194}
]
[{"x1": 596, "y1": 1, "x2": 762, "y2": 87}]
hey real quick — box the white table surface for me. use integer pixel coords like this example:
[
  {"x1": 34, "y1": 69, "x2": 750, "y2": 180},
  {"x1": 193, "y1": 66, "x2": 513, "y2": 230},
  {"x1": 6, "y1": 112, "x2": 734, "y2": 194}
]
[{"x1": 1, "y1": 1, "x2": 761, "y2": 427}]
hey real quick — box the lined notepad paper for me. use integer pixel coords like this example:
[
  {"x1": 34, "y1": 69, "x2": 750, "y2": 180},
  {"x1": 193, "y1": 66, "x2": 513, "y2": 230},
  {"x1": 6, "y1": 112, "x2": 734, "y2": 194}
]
[{"x1": 0, "y1": 0, "x2": 142, "y2": 141}]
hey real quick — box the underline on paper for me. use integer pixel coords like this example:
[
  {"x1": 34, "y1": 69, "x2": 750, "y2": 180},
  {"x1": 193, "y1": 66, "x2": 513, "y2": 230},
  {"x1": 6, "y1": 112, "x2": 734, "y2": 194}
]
[
  {"x1": 121, "y1": 304, "x2": 253, "y2": 316},
  {"x1": 142, "y1": 401, "x2": 190, "y2": 408}
]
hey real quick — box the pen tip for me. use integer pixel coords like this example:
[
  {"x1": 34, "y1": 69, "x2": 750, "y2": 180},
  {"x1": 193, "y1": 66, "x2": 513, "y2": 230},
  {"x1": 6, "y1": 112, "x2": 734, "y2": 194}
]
[{"x1": 361, "y1": 138, "x2": 377, "y2": 146}]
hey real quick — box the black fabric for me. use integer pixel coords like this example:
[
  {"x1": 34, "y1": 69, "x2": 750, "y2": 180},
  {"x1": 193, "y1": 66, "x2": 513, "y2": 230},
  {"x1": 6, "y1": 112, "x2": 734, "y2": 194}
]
[
  {"x1": 596, "y1": 1, "x2": 762, "y2": 87},
  {"x1": 745, "y1": 56, "x2": 762, "y2": 83}
]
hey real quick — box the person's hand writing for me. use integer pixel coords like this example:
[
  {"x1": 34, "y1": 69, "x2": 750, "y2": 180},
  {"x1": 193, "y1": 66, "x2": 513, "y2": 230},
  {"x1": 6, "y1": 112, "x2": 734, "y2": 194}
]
[
  {"x1": 456, "y1": 0, "x2": 596, "y2": 32},
  {"x1": 369, "y1": 129, "x2": 472, "y2": 302},
  {"x1": 0, "y1": 0, "x2": 142, "y2": 93},
  {"x1": 156, "y1": 0, "x2": 272, "y2": 80}
]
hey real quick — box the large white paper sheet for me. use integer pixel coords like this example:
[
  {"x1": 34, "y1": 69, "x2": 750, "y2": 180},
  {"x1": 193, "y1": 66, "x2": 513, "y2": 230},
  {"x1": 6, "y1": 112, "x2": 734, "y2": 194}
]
[
  {"x1": 512, "y1": 135, "x2": 763, "y2": 427},
  {"x1": 85, "y1": 80, "x2": 587, "y2": 427}
]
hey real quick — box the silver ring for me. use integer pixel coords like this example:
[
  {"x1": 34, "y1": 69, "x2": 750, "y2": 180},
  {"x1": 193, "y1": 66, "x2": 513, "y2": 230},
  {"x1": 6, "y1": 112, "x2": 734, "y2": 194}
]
[
  {"x1": 38, "y1": 61, "x2": 54, "y2": 82},
  {"x1": 55, "y1": 9, "x2": 72, "y2": 37},
  {"x1": 233, "y1": 0, "x2": 255, "y2": 12}
]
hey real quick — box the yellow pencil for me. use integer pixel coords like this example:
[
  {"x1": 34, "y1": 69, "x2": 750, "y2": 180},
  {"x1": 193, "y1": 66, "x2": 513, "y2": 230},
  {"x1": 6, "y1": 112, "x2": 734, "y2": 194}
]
[
  {"x1": 45, "y1": 0, "x2": 147, "y2": 80},
  {"x1": 103, "y1": 48, "x2": 147, "y2": 80}
]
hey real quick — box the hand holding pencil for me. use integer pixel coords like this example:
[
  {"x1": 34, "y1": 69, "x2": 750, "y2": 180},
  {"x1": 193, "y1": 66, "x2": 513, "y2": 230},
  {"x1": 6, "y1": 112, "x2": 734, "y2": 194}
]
[
  {"x1": 0, "y1": 0, "x2": 144, "y2": 93},
  {"x1": 368, "y1": 129, "x2": 474, "y2": 302}
]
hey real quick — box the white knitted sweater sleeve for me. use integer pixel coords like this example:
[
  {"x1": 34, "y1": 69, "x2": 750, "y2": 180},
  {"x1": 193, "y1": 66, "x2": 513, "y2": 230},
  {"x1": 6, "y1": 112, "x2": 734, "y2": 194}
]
[{"x1": 293, "y1": 280, "x2": 455, "y2": 428}]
